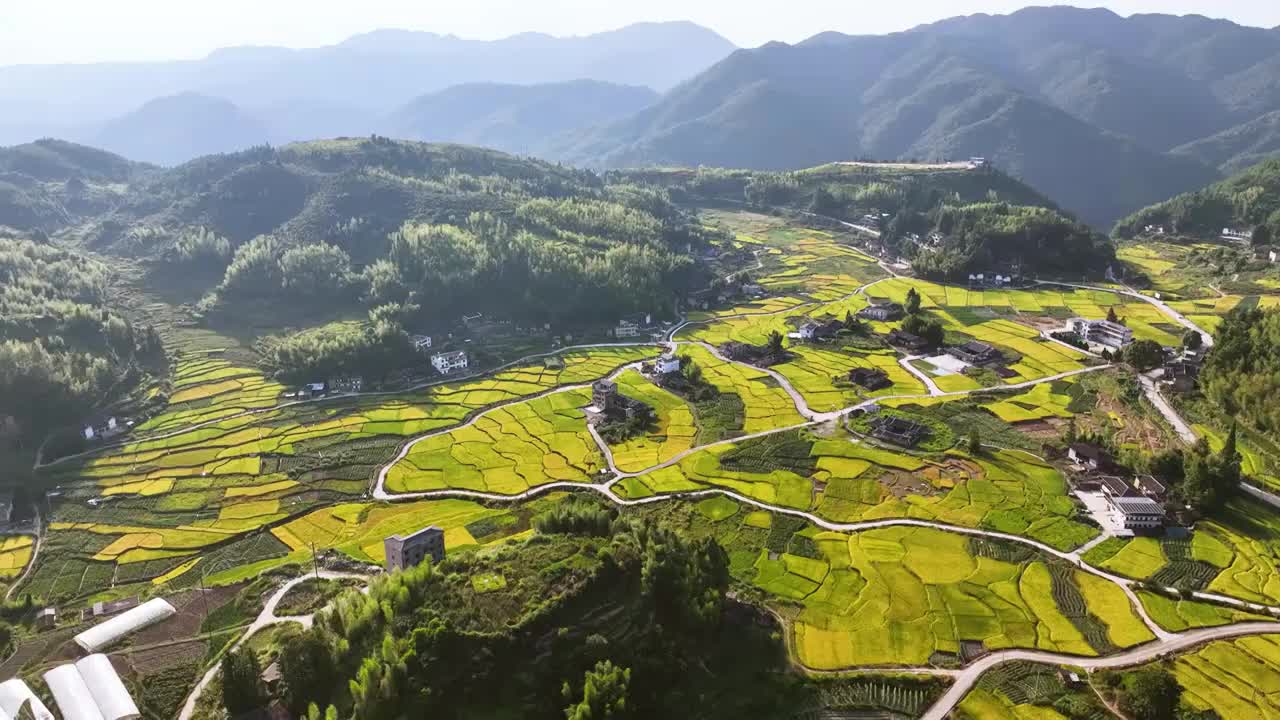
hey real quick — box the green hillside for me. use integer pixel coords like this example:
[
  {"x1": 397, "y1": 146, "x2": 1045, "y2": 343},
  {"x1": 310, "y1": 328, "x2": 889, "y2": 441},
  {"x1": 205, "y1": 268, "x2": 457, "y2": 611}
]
[{"x1": 1114, "y1": 157, "x2": 1280, "y2": 240}]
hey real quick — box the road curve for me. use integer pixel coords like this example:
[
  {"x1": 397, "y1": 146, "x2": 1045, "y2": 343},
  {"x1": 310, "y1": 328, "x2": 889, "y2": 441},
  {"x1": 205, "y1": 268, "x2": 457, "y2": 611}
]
[
  {"x1": 920, "y1": 621, "x2": 1280, "y2": 720},
  {"x1": 177, "y1": 570, "x2": 370, "y2": 720}
]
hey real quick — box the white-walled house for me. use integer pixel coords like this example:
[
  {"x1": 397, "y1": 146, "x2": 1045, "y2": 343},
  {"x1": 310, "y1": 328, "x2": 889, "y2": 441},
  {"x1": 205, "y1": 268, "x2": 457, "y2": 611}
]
[
  {"x1": 655, "y1": 354, "x2": 681, "y2": 375},
  {"x1": 432, "y1": 351, "x2": 469, "y2": 375}
]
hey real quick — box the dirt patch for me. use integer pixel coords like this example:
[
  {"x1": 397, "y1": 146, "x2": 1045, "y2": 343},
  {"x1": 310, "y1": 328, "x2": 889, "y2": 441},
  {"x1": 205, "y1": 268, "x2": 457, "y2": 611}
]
[
  {"x1": 877, "y1": 470, "x2": 944, "y2": 498},
  {"x1": 1090, "y1": 393, "x2": 1167, "y2": 452},
  {"x1": 134, "y1": 584, "x2": 243, "y2": 648},
  {"x1": 917, "y1": 458, "x2": 984, "y2": 490},
  {"x1": 120, "y1": 638, "x2": 207, "y2": 674},
  {"x1": 1015, "y1": 418, "x2": 1067, "y2": 439}
]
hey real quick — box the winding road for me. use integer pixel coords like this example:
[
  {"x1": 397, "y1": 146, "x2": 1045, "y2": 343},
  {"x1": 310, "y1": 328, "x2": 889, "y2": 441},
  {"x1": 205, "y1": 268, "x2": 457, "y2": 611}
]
[
  {"x1": 63, "y1": 222, "x2": 1277, "y2": 719},
  {"x1": 177, "y1": 570, "x2": 369, "y2": 720}
]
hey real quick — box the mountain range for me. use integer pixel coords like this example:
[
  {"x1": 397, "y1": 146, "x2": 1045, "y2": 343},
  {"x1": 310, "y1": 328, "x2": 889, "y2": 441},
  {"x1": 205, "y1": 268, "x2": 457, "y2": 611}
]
[
  {"x1": 552, "y1": 7, "x2": 1280, "y2": 227},
  {"x1": 0, "y1": 21, "x2": 733, "y2": 149},
  {"x1": 6, "y1": 8, "x2": 1280, "y2": 228}
]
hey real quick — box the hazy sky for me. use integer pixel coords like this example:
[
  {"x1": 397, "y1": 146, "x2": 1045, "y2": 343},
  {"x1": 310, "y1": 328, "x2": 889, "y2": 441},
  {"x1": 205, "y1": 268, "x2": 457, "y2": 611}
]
[{"x1": 4, "y1": 0, "x2": 1279, "y2": 65}]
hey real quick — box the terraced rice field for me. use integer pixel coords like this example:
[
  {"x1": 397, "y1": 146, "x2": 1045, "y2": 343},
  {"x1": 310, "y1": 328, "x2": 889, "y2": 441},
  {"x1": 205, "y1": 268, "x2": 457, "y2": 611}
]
[
  {"x1": 785, "y1": 526, "x2": 1150, "y2": 668},
  {"x1": 384, "y1": 388, "x2": 603, "y2": 494},
  {"x1": 981, "y1": 380, "x2": 1077, "y2": 423},
  {"x1": 1168, "y1": 634, "x2": 1280, "y2": 717},
  {"x1": 620, "y1": 430, "x2": 1095, "y2": 551},
  {"x1": 0, "y1": 536, "x2": 34, "y2": 579},
  {"x1": 1137, "y1": 591, "x2": 1270, "y2": 632}
]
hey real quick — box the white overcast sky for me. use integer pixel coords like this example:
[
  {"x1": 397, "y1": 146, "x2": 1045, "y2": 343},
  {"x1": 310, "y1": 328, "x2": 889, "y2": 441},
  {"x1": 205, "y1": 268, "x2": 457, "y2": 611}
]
[{"x1": 3, "y1": 0, "x2": 1278, "y2": 66}]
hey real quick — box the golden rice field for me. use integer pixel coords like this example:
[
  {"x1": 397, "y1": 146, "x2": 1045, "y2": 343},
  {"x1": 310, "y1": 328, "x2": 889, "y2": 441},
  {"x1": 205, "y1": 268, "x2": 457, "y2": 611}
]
[
  {"x1": 0, "y1": 536, "x2": 34, "y2": 579},
  {"x1": 384, "y1": 388, "x2": 603, "y2": 494}
]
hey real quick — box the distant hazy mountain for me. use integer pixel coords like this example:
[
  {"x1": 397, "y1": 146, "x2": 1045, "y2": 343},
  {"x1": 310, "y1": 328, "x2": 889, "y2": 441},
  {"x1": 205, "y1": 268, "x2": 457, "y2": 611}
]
[
  {"x1": 1172, "y1": 110, "x2": 1280, "y2": 174},
  {"x1": 552, "y1": 10, "x2": 1235, "y2": 228},
  {"x1": 0, "y1": 21, "x2": 735, "y2": 144},
  {"x1": 386, "y1": 80, "x2": 658, "y2": 154},
  {"x1": 90, "y1": 93, "x2": 271, "y2": 166}
]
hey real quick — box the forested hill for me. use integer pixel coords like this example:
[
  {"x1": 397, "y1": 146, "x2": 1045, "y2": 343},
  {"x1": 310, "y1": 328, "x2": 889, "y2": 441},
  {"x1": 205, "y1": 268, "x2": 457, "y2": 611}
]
[
  {"x1": 546, "y1": 6, "x2": 1280, "y2": 228},
  {"x1": 621, "y1": 163, "x2": 1114, "y2": 278},
  {"x1": 0, "y1": 229, "x2": 164, "y2": 445},
  {"x1": 1113, "y1": 158, "x2": 1280, "y2": 242},
  {"x1": 0, "y1": 140, "x2": 150, "y2": 233}
]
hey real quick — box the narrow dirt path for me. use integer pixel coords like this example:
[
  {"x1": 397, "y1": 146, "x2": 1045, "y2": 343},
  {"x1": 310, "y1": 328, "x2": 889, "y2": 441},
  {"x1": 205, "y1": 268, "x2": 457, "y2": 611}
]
[{"x1": 5, "y1": 510, "x2": 40, "y2": 602}]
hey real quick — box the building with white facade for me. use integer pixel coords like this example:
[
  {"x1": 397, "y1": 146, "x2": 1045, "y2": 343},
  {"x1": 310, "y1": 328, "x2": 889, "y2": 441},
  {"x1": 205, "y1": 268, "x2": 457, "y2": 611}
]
[
  {"x1": 1070, "y1": 318, "x2": 1134, "y2": 349},
  {"x1": 655, "y1": 354, "x2": 681, "y2": 375},
  {"x1": 431, "y1": 351, "x2": 469, "y2": 375},
  {"x1": 1109, "y1": 496, "x2": 1165, "y2": 531}
]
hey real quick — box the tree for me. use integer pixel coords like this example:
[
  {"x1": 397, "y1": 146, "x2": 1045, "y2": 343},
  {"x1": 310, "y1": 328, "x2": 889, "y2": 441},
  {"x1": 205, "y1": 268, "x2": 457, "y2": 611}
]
[
  {"x1": 1123, "y1": 339, "x2": 1165, "y2": 371},
  {"x1": 1106, "y1": 306, "x2": 1120, "y2": 323},
  {"x1": 1253, "y1": 222, "x2": 1272, "y2": 247},
  {"x1": 280, "y1": 629, "x2": 338, "y2": 715},
  {"x1": 766, "y1": 330, "x2": 785, "y2": 356},
  {"x1": 968, "y1": 428, "x2": 983, "y2": 455},
  {"x1": 221, "y1": 649, "x2": 266, "y2": 716},
  {"x1": 682, "y1": 359, "x2": 703, "y2": 386},
  {"x1": 905, "y1": 287, "x2": 922, "y2": 315},
  {"x1": 1182, "y1": 330, "x2": 1203, "y2": 351},
  {"x1": 1118, "y1": 669, "x2": 1180, "y2": 720},
  {"x1": 564, "y1": 660, "x2": 631, "y2": 720}
]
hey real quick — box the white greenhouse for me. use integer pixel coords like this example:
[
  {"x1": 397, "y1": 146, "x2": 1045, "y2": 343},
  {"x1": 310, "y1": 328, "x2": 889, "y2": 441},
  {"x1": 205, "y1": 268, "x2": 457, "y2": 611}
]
[
  {"x1": 73, "y1": 598, "x2": 176, "y2": 652},
  {"x1": 42, "y1": 655, "x2": 140, "y2": 720},
  {"x1": 0, "y1": 678, "x2": 55, "y2": 720}
]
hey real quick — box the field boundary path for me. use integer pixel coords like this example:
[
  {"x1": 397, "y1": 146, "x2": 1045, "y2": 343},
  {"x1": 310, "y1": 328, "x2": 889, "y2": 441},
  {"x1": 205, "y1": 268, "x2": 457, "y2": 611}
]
[
  {"x1": 177, "y1": 570, "x2": 369, "y2": 720},
  {"x1": 6, "y1": 510, "x2": 41, "y2": 601}
]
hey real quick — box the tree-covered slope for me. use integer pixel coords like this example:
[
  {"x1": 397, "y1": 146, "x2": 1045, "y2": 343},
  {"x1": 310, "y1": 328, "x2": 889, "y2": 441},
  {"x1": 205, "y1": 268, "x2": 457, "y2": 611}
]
[
  {"x1": 0, "y1": 229, "x2": 163, "y2": 443},
  {"x1": 0, "y1": 139, "x2": 149, "y2": 232},
  {"x1": 551, "y1": 27, "x2": 1220, "y2": 229},
  {"x1": 1114, "y1": 157, "x2": 1280, "y2": 240},
  {"x1": 1172, "y1": 110, "x2": 1280, "y2": 174},
  {"x1": 386, "y1": 80, "x2": 658, "y2": 155}
]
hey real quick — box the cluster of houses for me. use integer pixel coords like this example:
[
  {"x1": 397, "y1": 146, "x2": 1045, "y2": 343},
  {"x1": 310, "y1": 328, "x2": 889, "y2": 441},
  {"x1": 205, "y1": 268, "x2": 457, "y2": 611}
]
[
  {"x1": 288, "y1": 375, "x2": 366, "y2": 400},
  {"x1": 1161, "y1": 347, "x2": 1205, "y2": 393},
  {"x1": 1222, "y1": 227, "x2": 1253, "y2": 242},
  {"x1": 1069, "y1": 443, "x2": 1168, "y2": 532}
]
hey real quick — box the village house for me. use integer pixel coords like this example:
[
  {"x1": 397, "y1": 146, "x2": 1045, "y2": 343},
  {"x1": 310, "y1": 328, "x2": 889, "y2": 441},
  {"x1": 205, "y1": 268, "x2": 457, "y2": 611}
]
[
  {"x1": 1162, "y1": 359, "x2": 1200, "y2": 393},
  {"x1": 1070, "y1": 318, "x2": 1134, "y2": 349},
  {"x1": 797, "y1": 319, "x2": 843, "y2": 342},
  {"x1": 1068, "y1": 443, "x2": 1115, "y2": 472},
  {"x1": 1221, "y1": 227, "x2": 1253, "y2": 242},
  {"x1": 431, "y1": 350, "x2": 469, "y2": 375},
  {"x1": 849, "y1": 367, "x2": 892, "y2": 391},
  {"x1": 36, "y1": 608, "x2": 57, "y2": 631},
  {"x1": 328, "y1": 376, "x2": 364, "y2": 394},
  {"x1": 858, "y1": 302, "x2": 904, "y2": 322},
  {"x1": 886, "y1": 329, "x2": 930, "y2": 352},
  {"x1": 82, "y1": 416, "x2": 125, "y2": 442},
  {"x1": 615, "y1": 313, "x2": 653, "y2": 339},
  {"x1": 1134, "y1": 474, "x2": 1168, "y2": 501},
  {"x1": 1109, "y1": 496, "x2": 1165, "y2": 531},
  {"x1": 947, "y1": 340, "x2": 1005, "y2": 366},
  {"x1": 869, "y1": 415, "x2": 928, "y2": 448},
  {"x1": 655, "y1": 353, "x2": 682, "y2": 375},
  {"x1": 585, "y1": 379, "x2": 649, "y2": 426},
  {"x1": 1098, "y1": 475, "x2": 1138, "y2": 498},
  {"x1": 411, "y1": 334, "x2": 433, "y2": 352}
]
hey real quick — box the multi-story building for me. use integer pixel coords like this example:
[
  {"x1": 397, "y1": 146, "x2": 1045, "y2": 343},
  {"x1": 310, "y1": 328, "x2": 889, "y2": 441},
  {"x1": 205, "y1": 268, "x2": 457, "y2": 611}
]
[
  {"x1": 1070, "y1": 319, "x2": 1134, "y2": 349},
  {"x1": 384, "y1": 526, "x2": 446, "y2": 572},
  {"x1": 431, "y1": 350, "x2": 469, "y2": 375}
]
